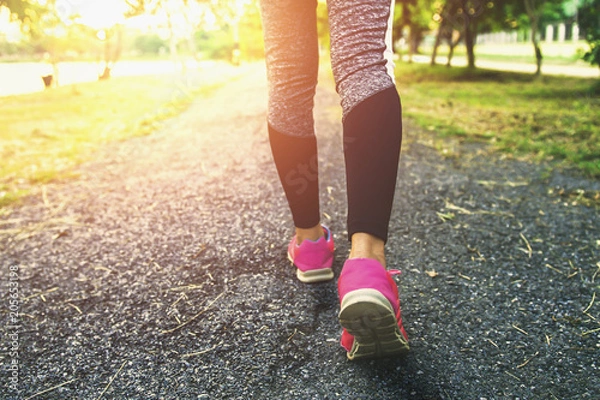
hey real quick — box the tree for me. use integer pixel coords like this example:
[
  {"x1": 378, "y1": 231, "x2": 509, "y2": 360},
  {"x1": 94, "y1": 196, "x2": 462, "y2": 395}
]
[
  {"x1": 428, "y1": 0, "x2": 489, "y2": 69},
  {"x1": 394, "y1": 0, "x2": 437, "y2": 62},
  {"x1": 579, "y1": 0, "x2": 600, "y2": 69},
  {"x1": 504, "y1": 0, "x2": 568, "y2": 75},
  {"x1": 524, "y1": 0, "x2": 544, "y2": 75},
  {"x1": 431, "y1": 0, "x2": 464, "y2": 66},
  {"x1": 126, "y1": 0, "x2": 206, "y2": 64},
  {"x1": 126, "y1": 0, "x2": 261, "y2": 64},
  {"x1": 97, "y1": 24, "x2": 124, "y2": 79}
]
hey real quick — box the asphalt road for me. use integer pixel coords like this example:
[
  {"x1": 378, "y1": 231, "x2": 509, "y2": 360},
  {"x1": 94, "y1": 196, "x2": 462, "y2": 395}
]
[{"x1": 1, "y1": 62, "x2": 599, "y2": 399}]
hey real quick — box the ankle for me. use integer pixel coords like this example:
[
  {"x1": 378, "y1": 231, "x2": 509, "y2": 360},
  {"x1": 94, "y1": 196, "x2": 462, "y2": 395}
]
[
  {"x1": 349, "y1": 232, "x2": 386, "y2": 268},
  {"x1": 295, "y1": 224, "x2": 324, "y2": 245}
]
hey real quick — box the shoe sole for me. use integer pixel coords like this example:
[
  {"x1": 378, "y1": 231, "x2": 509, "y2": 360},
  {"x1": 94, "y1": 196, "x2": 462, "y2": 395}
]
[
  {"x1": 339, "y1": 288, "x2": 410, "y2": 360},
  {"x1": 288, "y1": 253, "x2": 334, "y2": 283}
]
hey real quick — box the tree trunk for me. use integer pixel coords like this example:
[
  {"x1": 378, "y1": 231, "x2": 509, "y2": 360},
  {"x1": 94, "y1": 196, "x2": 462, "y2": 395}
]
[
  {"x1": 100, "y1": 36, "x2": 112, "y2": 80},
  {"x1": 99, "y1": 25, "x2": 123, "y2": 80},
  {"x1": 533, "y1": 40, "x2": 542, "y2": 75},
  {"x1": 400, "y1": 0, "x2": 412, "y2": 63},
  {"x1": 524, "y1": 0, "x2": 543, "y2": 75},
  {"x1": 51, "y1": 61, "x2": 59, "y2": 87},
  {"x1": 431, "y1": 28, "x2": 443, "y2": 66},
  {"x1": 187, "y1": 34, "x2": 198, "y2": 61},
  {"x1": 166, "y1": 9, "x2": 180, "y2": 69},
  {"x1": 182, "y1": 10, "x2": 199, "y2": 61},
  {"x1": 464, "y1": 17, "x2": 476, "y2": 68}
]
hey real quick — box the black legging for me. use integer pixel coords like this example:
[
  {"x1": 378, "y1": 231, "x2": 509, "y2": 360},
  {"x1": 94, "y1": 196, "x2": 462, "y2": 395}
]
[{"x1": 260, "y1": 0, "x2": 402, "y2": 243}]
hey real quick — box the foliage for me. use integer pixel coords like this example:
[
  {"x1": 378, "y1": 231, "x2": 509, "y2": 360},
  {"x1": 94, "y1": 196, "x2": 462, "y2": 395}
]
[
  {"x1": 237, "y1": 2, "x2": 263, "y2": 60},
  {"x1": 0, "y1": 0, "x2": 48, "y2": 36},
  {"x1": 195, "y1": 27, "x2": 233, "y2": 60},
  {"x1": 579, "y1": 0, "x2": 600, "y2": 68}
]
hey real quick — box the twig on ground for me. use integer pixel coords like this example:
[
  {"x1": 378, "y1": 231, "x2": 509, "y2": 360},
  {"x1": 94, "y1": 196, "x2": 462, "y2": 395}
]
[
  {"x1": 24, "y1": 379, "x2": 78, "y2": 400},
  {"x1": 593, "y1": 262, "x2": 600, "y2": 283},
  {"x1": 545, "y1": 264, "x2": 565, "y2": 275},
  {"x1": 445, "y1": 200, "x2": 514, "y2": 217},
  {"x1": 0, "y1": 215, "x2": 80, "y2": 241},
  {"x1": 567, "y1": 260, "x2": 580, "y2": 279},
  {"x1": 517, "y1": 351, "x2": 539, "y2": 368},
  {"x1": 582, "y1": 327, "x2": 600, "y2": 336},
  {"x1": 182, "y1": 342, "x2": 222, "y2": 358},
  {"x1": 66, "y1": 303, "x2": 83, "y2": 314},
  {"x1": 444, "y1": 202, "x2": 472, "y2": 215},
  {"x1": 287, "y1": 328, "x2": 306, "y2": 341},
  {"x1": 190, "y1": 244, "x2": 206, "y2": 259},
  {"x1": 519, "y1": 233, "x2": 532, "y2": 258},
  {"x1": 437, "y1": 211, "x2": 455, "y2": 222},
  {"x1": 504, "y1": 371, "x2": 521, "y2": 381},
  {"x1": 477, "y1": 180, "x2": 528, "y2": 188},
  {"x1": 96, "y1": 360, "x2": 127, "y2": 400},
  {"x1": 23, "y1": 287, "x2": 58, "y2": 302},
  {"x1": 256, "y1": 325, "x2": 268, "y2": 334},
  {"x1": 168, "y1": 284, "x2": 204, "y2": 293},
  {"x1": 582, "y1": 292, "x2": 596, "y2": 314},
  {"x1": 512, "y1": 324, "x2": 529, "y2": 336},
  {"x1": 170, "y1": 293, "x2": 187, "y2": 308},
  {"x1": 161, "y1": 291, "x2": 225, "y2": 335}
]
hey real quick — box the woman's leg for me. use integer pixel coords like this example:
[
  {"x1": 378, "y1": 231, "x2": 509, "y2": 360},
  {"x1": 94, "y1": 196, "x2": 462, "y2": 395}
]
[
  {"x1": 327, "y1": 0, "x2": 402, "y2": 265},
  {"x1": 259, "y1": 0, "x2": 323, "y2": 244},
  {"x1": 329, "y1": 0, "x2": 408, "y2": 360}
]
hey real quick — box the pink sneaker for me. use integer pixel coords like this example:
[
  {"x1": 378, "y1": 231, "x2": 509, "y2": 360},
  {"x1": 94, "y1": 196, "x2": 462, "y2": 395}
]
[
  {"x1": 338, "y1": 258, "x2": 409, "y2": 360},
  {"x1": 287, "y1": 226, "x2": 335, "y2": 283}
]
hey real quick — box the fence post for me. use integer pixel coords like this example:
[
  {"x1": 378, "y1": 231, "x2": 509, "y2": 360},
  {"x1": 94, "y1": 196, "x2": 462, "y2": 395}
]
[
  {"x1": 545, "y1": 25, "x2": 554, "y2": 43},
  {"x1": 558, "y1": 23, "x2": 566, "y2": 42}
]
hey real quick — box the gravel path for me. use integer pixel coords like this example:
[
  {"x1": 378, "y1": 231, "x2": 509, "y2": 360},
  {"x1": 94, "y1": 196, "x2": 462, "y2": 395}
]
[{"x1": 1, "y1": 62, "x2": 599, "y2": 399}]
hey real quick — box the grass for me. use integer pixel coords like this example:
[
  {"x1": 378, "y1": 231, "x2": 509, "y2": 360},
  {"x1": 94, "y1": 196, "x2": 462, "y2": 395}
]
[
  {"x1": 0, "y1": 65, "x2": 239, "y2": 208},
  {"x1": 395, "y1": 63, "x2": 600, "y2": 177}
]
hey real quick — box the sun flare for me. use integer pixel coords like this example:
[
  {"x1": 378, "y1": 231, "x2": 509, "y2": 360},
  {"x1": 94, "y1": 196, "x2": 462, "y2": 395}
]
[{"x1": 56, "y1": 0, "x2": 127, "y2": 29}]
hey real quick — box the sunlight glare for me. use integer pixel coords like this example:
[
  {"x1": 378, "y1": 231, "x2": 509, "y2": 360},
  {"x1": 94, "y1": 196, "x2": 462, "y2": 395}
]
[{"x1": 56, "y1": 0, "x2": 126, "y2": 29}]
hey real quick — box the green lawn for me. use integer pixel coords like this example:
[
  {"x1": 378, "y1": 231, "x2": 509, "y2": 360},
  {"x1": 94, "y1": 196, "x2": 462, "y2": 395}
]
[
  {"x1": 396, "y1": 63, "x2": 600, "y2": 177},
  {"x1": 0, "y1": 66, "x2": 239, "y2": 208}
]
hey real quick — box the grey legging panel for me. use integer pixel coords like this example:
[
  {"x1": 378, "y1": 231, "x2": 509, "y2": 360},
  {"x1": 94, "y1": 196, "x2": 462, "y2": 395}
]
[{"x1": 260, "y1": 0, "x2": 396, "y2": 137}]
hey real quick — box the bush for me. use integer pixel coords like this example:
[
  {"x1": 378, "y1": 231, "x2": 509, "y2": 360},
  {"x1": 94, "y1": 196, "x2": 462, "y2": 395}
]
[
  {"x1": 579, "y1": 0, "x2": 600, "y2": 69},
  {"x1": 195, "y1": 28, "x2": 234, "y2": 61},
  {"x1": 133, "y1": 34, "x2": 167, "y2": 55}
]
